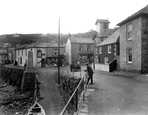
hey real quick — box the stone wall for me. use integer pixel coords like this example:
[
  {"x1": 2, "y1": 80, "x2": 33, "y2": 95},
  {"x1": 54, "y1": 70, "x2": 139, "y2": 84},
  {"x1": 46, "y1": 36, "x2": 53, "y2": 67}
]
[
  {"x1": 0, "y1": 66, "x2": 24, "y2": 92},
  {"x1": 21, "y1": 71, "x2": 35, "y2": 93},
  {"x1": 141, "y1": 16, "x2": 148, "y2": 73},
  {"x1": 0, "y1": 66, "x2": 36, "y2": 93},
  {"x1": 119, "y1": 17, "x2": 142, "y2": 73}
]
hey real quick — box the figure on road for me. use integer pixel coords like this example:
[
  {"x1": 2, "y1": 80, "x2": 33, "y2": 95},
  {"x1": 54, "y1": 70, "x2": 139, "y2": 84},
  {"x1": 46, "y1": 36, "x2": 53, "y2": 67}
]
[{"x1": 85, "y1": 63, "x2": 94, "y2": 84}]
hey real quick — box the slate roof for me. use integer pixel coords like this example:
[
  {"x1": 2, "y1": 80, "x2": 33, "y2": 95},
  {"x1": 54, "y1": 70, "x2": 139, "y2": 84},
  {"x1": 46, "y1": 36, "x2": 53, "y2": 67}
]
[
  {"x1": 97, "y1": 29, "x2": 119, "y2": 46},
  {"x1": 98, "y1": 28, "x2": 119, "y2": 38},
  {"x1": 95, "y1": 19, "x2": 110, "y2": 25},
  {"x1": 117, "y1": 5, "x2": 148, "y2": 26},
  {"x1": 70, "y1": 37, "x2": 94, "y2": 44},
  {"x1": 47, "y1": 42, "x2": 65, "y2": 47},
  {"x1": 16, "y1": 42, "x2": 65, "y2": 49}
]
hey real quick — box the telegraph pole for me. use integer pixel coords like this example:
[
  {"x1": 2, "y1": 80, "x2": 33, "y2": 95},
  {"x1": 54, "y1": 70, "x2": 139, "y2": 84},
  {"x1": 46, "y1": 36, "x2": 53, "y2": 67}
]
[{"x1": 58, "y1": 17, "x2": 60, "y2": 84}]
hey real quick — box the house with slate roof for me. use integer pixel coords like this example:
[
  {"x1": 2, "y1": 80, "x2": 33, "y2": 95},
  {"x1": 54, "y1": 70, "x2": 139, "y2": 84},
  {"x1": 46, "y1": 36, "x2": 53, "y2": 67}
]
[
  {"x1": 65, "y1": 37, "x2": 94, "y2": 64},
  {"x1": 117, "y1": 4, "x2": 148, "y2": 73},
  {"x1": 93, "y1": 19, "x2": 119, "y2": 69},
  {"x1": 95, "y1": 29, "x2": 120, "y2": 72},
  {"x1": 15, "y1": 42, "x2": 65, "y2": 67}
]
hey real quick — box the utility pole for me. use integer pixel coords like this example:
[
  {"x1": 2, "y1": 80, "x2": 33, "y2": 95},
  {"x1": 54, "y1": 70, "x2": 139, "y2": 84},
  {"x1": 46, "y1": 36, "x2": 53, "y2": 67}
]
[{"x1": 58, "y1": 17, "x2": 60, "y2": 84}]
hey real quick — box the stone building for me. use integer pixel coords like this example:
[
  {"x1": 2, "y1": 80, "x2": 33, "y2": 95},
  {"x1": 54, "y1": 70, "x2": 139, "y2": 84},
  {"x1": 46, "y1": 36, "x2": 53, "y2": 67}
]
[
  {"x1": 66, "y1": 37, "x2": 94, "y2": 64},
  {"x1": 117, "y1": 5, "x2": 148, "y2": 73}
]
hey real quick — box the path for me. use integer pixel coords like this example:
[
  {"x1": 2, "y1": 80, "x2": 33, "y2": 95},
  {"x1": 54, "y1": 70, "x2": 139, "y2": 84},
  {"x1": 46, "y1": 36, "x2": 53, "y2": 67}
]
[
  {"x1": 36, "y1": 67, "x2": 64, "y2": 115},
  {"x1": 78, "y1": 70, "x2": 148, "y2": 115}
]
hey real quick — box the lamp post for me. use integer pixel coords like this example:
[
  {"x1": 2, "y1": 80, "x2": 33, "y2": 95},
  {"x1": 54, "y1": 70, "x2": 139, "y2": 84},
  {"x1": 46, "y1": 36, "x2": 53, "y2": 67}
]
[{"x1": 58, "y1": 17, "x2": 61, "y2": 84}]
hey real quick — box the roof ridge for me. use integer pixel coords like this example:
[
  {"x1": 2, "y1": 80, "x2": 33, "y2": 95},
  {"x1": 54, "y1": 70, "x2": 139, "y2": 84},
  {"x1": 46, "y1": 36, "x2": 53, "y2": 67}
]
[{"x1": 117, "y1": 4, "x2": 148, "y2": 26}]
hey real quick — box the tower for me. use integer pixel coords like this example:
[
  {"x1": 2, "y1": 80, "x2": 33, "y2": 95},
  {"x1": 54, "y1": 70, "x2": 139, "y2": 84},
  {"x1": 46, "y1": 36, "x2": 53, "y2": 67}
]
[{"x1": 95, "y1": 19, "x2": 110, "y2": 38}]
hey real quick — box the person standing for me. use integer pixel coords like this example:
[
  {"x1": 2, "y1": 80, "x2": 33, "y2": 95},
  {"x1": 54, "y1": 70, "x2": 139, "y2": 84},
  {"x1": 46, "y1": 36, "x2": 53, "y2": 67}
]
[{"x1": 85, "y1": 63, "x2": 94, "y2": 84}]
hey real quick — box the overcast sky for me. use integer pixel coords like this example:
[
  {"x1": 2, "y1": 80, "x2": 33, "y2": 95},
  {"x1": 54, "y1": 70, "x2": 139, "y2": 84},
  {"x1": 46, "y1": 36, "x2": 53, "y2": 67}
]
[{"x1": 0, "y1": 0, "x2": 148, "y2": 34}]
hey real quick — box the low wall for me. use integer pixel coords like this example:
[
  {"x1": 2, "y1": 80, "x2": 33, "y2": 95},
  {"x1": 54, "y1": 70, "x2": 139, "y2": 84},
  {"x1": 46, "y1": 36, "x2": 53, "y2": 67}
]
[
  {"x1": 0, "y1": 66, "x2": 24, "y2": 92},
  {"x1": 0, "y1": 66, "x2": 35, "y2": 93},
  {"x1": 93, "y1": 63, "x2": 109, "y2": 72}
]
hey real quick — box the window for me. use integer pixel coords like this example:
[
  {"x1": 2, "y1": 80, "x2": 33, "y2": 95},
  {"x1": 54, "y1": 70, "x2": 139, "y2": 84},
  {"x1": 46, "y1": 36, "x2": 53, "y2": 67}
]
[
  {"x1": 53, "y1": 48, "x2": 58, "y2": 56},
  {"x1": 108, "y1": 45, "x2": 111, "y2": 53},
  {"x1": 127, "y1": 24, "x2": 132, "y2": 40},
  {"x1": 20, "y1": 57, "x2": 22, "y2": 64},
  {"x1": 103, "y1": 23, "x2": 108, "y2": 29},
  {"x1": 79, "y1": 45, "x2": 83, "y2": 51},
  {"x1": 87, "y1": 45, "x2": 91, "y2": 51},
  {"x1": 127, "y1": 48, "x2": 132, "y2": 63},
  {"x1": 104, "y1": 57, "x2": 108, "y2": 64},
  {"x1": 99, "y1": 47, "x2": 102, "y2": 54}
]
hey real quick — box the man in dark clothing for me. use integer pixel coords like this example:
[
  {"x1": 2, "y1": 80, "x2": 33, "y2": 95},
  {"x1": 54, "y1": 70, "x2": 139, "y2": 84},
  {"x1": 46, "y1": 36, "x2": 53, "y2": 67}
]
[
  {"x1": 14, "y1": 60, "x2": 18, "y2": 66},
  {"x1": 85, "y1": 63, "x2": 94, "y2": 84}
]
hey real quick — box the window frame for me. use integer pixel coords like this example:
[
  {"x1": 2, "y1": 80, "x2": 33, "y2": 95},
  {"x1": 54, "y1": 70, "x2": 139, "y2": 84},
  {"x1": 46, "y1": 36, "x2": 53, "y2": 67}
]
[
  {"x1": 53, "y1": 48, "x2": 58, "y2": 56},
  {"x1": 99, "y1": 47, "x2": 102, "y2": 54},
  {"x1": 20, "y1": 57, "x2": 22, "y2": 64},
  {"x1": 127, "y1": 48, "x2": 132, "y2": 64},
  {"x1": 126, "y1": 23, "x2": 132, "y2": 41},
  {"x1": 79, "y1": 44, "x2": 83, "y2": 52},
  {"x1": 104, "y1": 57, "x2": 108, "y2": 64},
  {"x1": 108, "y1": 45, "x2": 111, "y2": 54},
  {"x1": 87, "y1": 44, "x2": 91, "y2": 51}
]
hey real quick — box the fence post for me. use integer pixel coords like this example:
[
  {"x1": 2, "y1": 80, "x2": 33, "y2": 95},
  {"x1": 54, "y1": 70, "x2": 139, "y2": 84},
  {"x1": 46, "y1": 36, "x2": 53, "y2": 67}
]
[{"x1": 75, "y1": 90, "x2": 78, "y2": 111}]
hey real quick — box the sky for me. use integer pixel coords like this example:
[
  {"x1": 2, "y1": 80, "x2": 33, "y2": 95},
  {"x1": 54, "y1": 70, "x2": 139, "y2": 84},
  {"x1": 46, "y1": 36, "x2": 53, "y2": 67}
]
[{"x1": 0, "y1": 0, "x2": 148, "y2": 35}]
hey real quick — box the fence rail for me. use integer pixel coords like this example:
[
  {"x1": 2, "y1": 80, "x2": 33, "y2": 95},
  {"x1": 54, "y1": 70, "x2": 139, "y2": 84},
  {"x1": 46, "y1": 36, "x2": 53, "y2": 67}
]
[{"x1": 60, "y1": 75, "x2": 85, "y2": 115}]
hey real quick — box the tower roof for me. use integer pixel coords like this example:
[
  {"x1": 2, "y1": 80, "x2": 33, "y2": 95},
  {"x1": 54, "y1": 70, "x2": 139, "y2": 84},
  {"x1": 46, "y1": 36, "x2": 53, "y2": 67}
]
[{"x1": 95, "y1": 19, "x2": 110, "y2": 25}]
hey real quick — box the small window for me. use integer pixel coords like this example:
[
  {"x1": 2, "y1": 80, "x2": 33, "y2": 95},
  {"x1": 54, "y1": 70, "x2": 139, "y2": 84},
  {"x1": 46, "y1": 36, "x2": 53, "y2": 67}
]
[
  {"x1": 53, "y1": 48, "x2": 58, "y2": 56},
  {"x1": 20, "y1": 57, "x2": 22, "y2": 64},
  {"x1": 127, "y1": 48, "x2": 132, "y2": 63},
  {"x1": 87, "y1": 44, "x2": 91, "y2": 51},
  {"x1": 79, "y1": 45, "x2": 83, "y2": 51},
  {"x1": 127, "y1": 24, "x2": 132, "y2": 41},
  {"x1": 104, "y1": 57, "x2": 108, "y2": 64},
  {"x1": 108, "y1": 45, "x2": 111, "y2": 53},
  {"x1": 99, "y1": 47, "x2": 102, "y2": 54}
]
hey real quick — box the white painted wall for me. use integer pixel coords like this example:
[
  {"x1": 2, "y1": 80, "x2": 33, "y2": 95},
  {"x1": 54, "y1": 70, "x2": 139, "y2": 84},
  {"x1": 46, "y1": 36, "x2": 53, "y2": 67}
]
[
  {"x1": 16, "y1": 47, "x2": 46, "y2": 67},
  {"x1": 65, "y1": 39, "x2": 71, "y2": 64},
  {"x1": 94, "y1": 63, "x2": 109, "y2": 72},
  {"x1": 35, "y1": 48, "x2": 46, "y2": 67}
]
